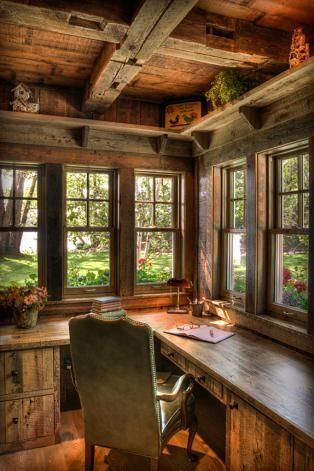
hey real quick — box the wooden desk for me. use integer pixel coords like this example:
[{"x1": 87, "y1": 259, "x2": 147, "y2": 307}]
[{"x1": 1, "y1": 312, "x2": 313, "y2": 470}]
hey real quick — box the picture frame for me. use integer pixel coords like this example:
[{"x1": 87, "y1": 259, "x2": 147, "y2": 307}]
[{"x1": 162, "y1": 97, "x2": 207, "y2": 131}]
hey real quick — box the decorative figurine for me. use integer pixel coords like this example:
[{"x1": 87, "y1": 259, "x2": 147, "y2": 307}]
[
  {"x1": 10, "y1": 82, "x2": 39, "y2": 113},
  {"x1": 289, "y1": 26, "x2": 310, "y2": 68}
]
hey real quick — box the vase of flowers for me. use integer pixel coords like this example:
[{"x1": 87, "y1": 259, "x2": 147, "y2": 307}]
[{"x1": 0, "y1": 286, "x2": 48, "y2": 329}]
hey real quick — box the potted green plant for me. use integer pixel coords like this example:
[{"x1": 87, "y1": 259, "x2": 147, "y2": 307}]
[
  {"x1": 204, "y1": 70, "x2": 250, "y2": 109},
  {"x1": 0, "y1": 285, "x2": 48, "y2": 329}
]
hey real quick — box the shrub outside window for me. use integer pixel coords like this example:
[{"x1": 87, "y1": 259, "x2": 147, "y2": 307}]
[
  {"x1": 135, "y1": 172, "x2": 181, "y2": 290},
  {"x1": 64, "y1": 168, "x2": 115, "y2": 296},
  {"x1": 270, "y1": 151, "x2": 309, "y2": 318}
]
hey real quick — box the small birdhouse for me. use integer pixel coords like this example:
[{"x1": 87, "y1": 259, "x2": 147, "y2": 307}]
[{"x1": 10, "y1": 82, "x2": 39, "y2": 113}]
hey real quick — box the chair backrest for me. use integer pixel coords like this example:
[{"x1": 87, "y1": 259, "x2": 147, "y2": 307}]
[{"x1": 69, "y1": 314, "x2": 161, "y2": 458}]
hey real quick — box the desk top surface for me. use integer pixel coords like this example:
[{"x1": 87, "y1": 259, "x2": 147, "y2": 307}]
[{"x1": 0, "y1": 311, "x2": 313, "y2": 447}]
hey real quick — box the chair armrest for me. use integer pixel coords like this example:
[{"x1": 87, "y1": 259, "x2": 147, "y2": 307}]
[{"x1": 157, "y1": 373, "x2": 194, "y2": 402}]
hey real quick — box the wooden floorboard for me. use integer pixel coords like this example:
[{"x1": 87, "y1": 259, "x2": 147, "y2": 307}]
[{"x1": 0, "y1": 409, "x2": 225, "y2": 470}]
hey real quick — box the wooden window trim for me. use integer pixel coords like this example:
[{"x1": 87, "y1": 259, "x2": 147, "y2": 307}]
[
  {"x1": 267, "y1": 146, "x2": 309, "y2": 324},
  {"x1": 221, "y1": 162, "x2": 246, "y2": 304},
  {"x1": 134, "y1": 171, "x2": 183, "y2": 294},
  {"x1": 63, "y1": 166, "x2": 117, "y2": 298},
  {"x1": 0, "y1": 163, "x2": 44, "y2": 287}
]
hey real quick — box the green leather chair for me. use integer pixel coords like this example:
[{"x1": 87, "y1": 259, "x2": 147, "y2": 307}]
[{"x1": 69, "y1": 313, "x2": 197, "y2": 471}]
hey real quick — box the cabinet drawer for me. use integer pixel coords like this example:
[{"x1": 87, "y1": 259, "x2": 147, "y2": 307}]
[
  {"x1": 194, "y1": 366, "x2": 224, "y2": 402},
  {"x1": 161, "y1": 344, "x2": 187, "y2": 371},
  {"x1": 0, "y1": 394, "x2": 54, "y2": 448},
  {"x1": 0, "y1": 348, "x2": 54, "y2": 396}
]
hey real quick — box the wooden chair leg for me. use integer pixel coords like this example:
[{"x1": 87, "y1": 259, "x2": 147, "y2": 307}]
[
  {"x1": 150, "y1": 457, "x2": 160, "y2": 471},
  {"x1": 85, "y1": 440, "x2": 95, "y2": 471},
  {"x1": 187, "y1": 417, "x2": 198, "y2": 462}
]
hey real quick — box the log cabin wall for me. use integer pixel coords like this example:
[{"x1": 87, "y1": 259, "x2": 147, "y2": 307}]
[{"x1": 0, "y1": 82, "x2": 161, "y2": 126}]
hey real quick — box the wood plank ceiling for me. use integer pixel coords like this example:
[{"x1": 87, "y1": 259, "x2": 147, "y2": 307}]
[{"x1": 0, "y1": 0, "x2": 313, "y2": 110}]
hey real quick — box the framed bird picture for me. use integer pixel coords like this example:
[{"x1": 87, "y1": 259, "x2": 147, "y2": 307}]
[{"x1": 163, "y1": 98, "x2": 206, "y2": 130}]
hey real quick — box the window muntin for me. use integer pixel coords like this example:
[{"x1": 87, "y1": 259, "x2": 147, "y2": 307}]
[
  {"x1": 0, "y1": 166, "x2": 40, "y2": 288},
  {"x1": 135, "y1": 173, "x2": 180, "y2": 287},
  {"x1": 222, "y1": 165, "x2": 246, "y2": 297},
  {"x1": 64, "y1": 168, "x2": 114, "y2": 294},
  {"x1": 271, "y1": 152, "x2": 309, "y2": 314}
]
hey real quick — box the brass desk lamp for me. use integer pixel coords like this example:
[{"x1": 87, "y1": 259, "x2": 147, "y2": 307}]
[{"x1": 167, "y1": 278, "x2": 191, "y2": 314}]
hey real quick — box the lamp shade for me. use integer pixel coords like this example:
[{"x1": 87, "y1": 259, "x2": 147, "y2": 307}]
[{"x1": 167, "y1": 278, "x2": 192, "y2": 289}]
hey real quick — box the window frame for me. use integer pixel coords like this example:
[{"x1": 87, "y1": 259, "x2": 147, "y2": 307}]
[
  {"x1": 63, "y1": 166, "x2": 117, "y2": 298},
  {"x1": 134, "y1": 170, "x2": 183, "y2": 294},
  {"x1": 0, "y1": 163, "x2": 44, "y2": 288},
  {"x1": 221, "y1": 162, "x2": 246, "y2": 304},
  {"x1": 267, "y1": 146, "x2": 309, "y2": 323}
]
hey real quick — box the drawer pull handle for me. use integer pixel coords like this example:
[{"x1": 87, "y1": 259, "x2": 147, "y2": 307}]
[
  {"x1": 12, "y1": 417, "x2": 19, "y2": 424},
  {"x1": 229, "y1": 400, "x2": 238, "y2": 410},
  {"x1": 197, "y1": 375, "x2": 206, "y2": 383},
  {"x1": 167, "y1": 352, "x2": 174, "y2": 358},
  {"x1": 11, "y1": 370, "x2": 18, "y2": 377},
  {"x1": 11, "y1": 370, "x2": 19, "y2": 384}
]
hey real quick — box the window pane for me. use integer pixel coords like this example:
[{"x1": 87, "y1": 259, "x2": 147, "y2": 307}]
[
  {"x1": 0, "y1": 231, "x2": 38, "y2": 288},
  {"x1": 16, "y1": 200, "x2": 37, "y2": 227},
  {"x1": 135, "y1": 176, "x2": 153, "y2": 201},
  {"x1": 155, "y1": 177, "x2": 173, "y2": 202},
  {"x1": 66, "y1": 201, "x2": 87, "y2": 226},
  {"x1": 275, "y1": 234, "x2": 308, "y2": 311},
  {"x1": 66, "y1": 172, "x2": 87, "y2": 199},
  {"x1": 0, "y1": 169, "x2": 13, "y2": 197},
  {"x1": 233, "y1": 170, "x2": 245, "y2": 199},
  {"x1": 233, "y1": 200, "x2": 245, "y2": 228},
  {"x1": 281, "y1": 157, "x2": 298, "y2": 192},
  {"x1": 16, "y1": 170, "x2": 37, "y2": 198},
  {"x1": 89, "y1": 173, "x2": 109, "y2": 200},
  {"x1": 67, "y1": 231, "x2": 110, "y2": 287},
  {"x1": 226, "y1": 233, "x2": 246, "y2": 293},
  {"x1": 303, "y1": 154, "x2": 309, "y2": 190},
  {"x1": 135, "y1": 203, "x2": 153, "y2": 227},
  {"x1": 303, "y1": 193, "x2": 309, "y2": 228},
  {"x1": 155, "y1": 204, "x2": 173, "y2": 227},
  {"x1": 136, "y1": 231, "x2": 173, "y2": 283},
  {"x1": 282, "y1": 194, "x2": 298, "y2": 228},
  {"x1": 89, "y1": 201, "x2": 108, "y2": 227},
  {"x1": 0, "y1": 199, "x2": 13, "y2": 227}
]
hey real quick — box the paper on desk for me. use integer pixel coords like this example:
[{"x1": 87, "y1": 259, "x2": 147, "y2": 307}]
[{"x1": 164, "y1": 324, "x2": 234, "y2": 344}]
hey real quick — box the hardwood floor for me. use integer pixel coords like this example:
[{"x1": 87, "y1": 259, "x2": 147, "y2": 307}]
[{"x1": 0, "y1": 410, "x2": 225, "y2": 470}]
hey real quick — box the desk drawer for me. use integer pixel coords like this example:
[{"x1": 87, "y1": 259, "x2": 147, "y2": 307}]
[
  {"x1": 161, "y1": 342, "x2": 225, "y2": 403},
  {"x1": 160, "y1": 344, "x2": 187, "y2": 371}
]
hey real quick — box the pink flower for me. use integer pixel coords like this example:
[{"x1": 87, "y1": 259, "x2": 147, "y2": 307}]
[{"x1": 294, "y1": 280, "x2": 307, "y2": 293}]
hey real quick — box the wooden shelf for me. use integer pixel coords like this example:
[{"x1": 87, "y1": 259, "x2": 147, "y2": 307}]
[{"x1": 181, "y1": 56, "x2": 314, "y2": 135}]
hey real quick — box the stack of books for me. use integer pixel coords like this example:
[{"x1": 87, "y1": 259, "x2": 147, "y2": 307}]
[{"x1": 91, "y1": 296, "x2": 122, "y2": 315}]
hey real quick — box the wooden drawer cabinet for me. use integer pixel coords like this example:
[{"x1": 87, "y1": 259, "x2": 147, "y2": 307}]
[
  {"x1": 0, "y1": 347, "x2": 60, "y2": 453},
  {"x1": 161, "y1": 342, "x2": 225, "y2": 403},
  {"x1": 0, "y1": 349, "x2": 54, "y2": 395},
  {"x1": 226, "y1": 392, "x2": 292, "y2": 471}
]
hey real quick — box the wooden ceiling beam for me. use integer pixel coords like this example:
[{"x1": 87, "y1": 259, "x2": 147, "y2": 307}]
[
  {"x1": 83, "y1": 0, "x2": 199, "y2": 111},
  {"x1": 0, "y1": 0, "x2": 128, "y2": 43},
  {"x1": 160, "y1": 9, "x2": 290, "y2": 68}
]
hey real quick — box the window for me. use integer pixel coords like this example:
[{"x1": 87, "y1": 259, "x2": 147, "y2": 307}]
[
  {"x1": 64, "y1": 168, "x2": 115, "y2": 296},
  {"x1": 135, "y1": 173, "x2": 181, "y2": 288},
  {"x1": 222, "y1": 165, "x2": 246, "y2": 299},
  {"x1": 270, "y1": 151, "x2": 309, "y2": 318},
  {"x1": 0, "y1": 165, "x2": 41, "y2": 288}
]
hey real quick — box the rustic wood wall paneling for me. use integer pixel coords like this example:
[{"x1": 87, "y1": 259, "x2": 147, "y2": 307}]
[
  {"x1": 45, "y1": 164, "x2": 63, "y2": 300},
  {"x1": 308, "y1": 136, "x2": 314, "y2": 335},
  {"x1": 118, "y1": 168, "x2": 135, "y2": 297},
  {"x1": 245, "y1": 153, "x2": 267, "y2": 314},
  {"x1": 0, "y1": 143, "x2": 193, "y2": 172}
]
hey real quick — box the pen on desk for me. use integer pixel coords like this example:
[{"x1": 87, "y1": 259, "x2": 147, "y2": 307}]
[{"x1": 209, "y1": 328, "x2": 214, "y2": 337}]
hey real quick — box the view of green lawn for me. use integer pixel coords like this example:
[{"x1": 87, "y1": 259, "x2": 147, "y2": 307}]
[{"x1": 0, "y1": 251, "x2": 307, "y2": 292}]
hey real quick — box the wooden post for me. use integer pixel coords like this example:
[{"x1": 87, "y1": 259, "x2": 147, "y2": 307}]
[
  {"x1": 245, "y1": 153, "x2": 267, "y2": 314},
  {"x1": 45, "y1": 164, "x2": 63, "y2": 300}
]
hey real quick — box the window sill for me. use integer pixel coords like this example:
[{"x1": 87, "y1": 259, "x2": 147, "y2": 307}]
[{"x1": 204, "y1": 299, "x2": 314, "y2": 355}]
